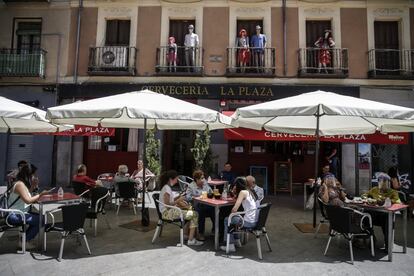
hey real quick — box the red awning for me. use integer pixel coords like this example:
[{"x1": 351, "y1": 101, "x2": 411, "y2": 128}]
[
  {"x1": 52, "y1": 125, "x2": 115, "y2": 136},
  {"x1": 223, "y1": 112, "x2": 409, "y2": 144},
  {"x1": 224, "y1": 128, "x2": 408, "y2": 144}
]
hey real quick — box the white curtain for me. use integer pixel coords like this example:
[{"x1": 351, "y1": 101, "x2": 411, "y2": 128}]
[
  {"x1": 128, "y1": 128, "x2": 139, "y2": 152},
  {"x1": 88, "y1": 136, "x2": 102, "y2": 150}
]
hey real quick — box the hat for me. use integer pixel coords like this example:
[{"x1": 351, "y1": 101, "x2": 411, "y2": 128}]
[
  {"x1": 188, "y1": 24, "x2": 194, "y2": 29},
  {"x1": 256, "y1": 25, "x2": 262, "y2": 30},
  {"x1": 377, "y1": 172, "x2": 391, "y2": 182}
]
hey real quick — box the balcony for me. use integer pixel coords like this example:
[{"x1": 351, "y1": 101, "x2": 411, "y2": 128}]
[
  {"x1": 0, "y1": 49, "x2": 46, "y2": 78},
  {"x1": 155, "y1": 46, "x2": 203, "y2": 76},
  {"x1": 88, "y1": 46, "x2": 136, "y2": 76},
  {"x1": 298, "y1": 48, "x2": 348, "y2": 78},
  {"x1": 226, "y1": 47, "x2": 276, "y2": 77},
  {"x1": 368, "y1": 49, "x2": 414, "y2": 79}
]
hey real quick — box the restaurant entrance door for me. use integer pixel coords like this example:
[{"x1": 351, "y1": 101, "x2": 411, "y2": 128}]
[{"x1": 163, "y1": 130, "x2": 195, "y2": 177}]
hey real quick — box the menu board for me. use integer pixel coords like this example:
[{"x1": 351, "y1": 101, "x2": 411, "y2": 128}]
[{"x1": 274, "y1": 161, "x2": 292, "y2": 194}]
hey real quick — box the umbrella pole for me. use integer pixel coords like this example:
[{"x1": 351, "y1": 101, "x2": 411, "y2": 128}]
[
  {"x1": 141, "y1": 118, "x2": 150, "y2": 226},
  {"x1": 313, "y1": 107, "x2": 321, "y2": 228},
  {"x1": 4, "y1": 130, "x2": 10, "y2": 188}
]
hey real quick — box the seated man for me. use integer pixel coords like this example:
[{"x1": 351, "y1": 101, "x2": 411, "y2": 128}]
[
  {"x1": 186, "y1": 170, "x2": 214, "y2": 241},
  {"x1": 318, "y1": 173, "x2": 346, "y2": 207},
  {"x1": 363, "y1": 173, "x2": 400, "y2": 251},
  {"x1": 220, "y1": 162, "x2": 236, "y2": 185},
  {"x1": 246, "y1": 175, "x2": 264, "y2": 204},
  {"x1": 73, "y1": 164, "x2": 102, "y2": 188}
]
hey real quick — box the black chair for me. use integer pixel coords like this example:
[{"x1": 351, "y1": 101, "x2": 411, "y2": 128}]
[
  {"x1": 315, "y1": 196, "x2": 329, "y2": 238},
  {"x1": 72, "y1": 181, "x2": 91, "y2": 199},
  {"x1": 116, "y1": 181, "x2": 138, "y2": 215},
  {"x1": 0, "y1": 209, "x2": 27, "y2": 253},
  {"x1": 45, "y1": 202, "x2": 91, "y2": 262},
  {"x1": 225, "y1": 203, "x2": 272, "y2": 260},
  {"x1": 152, "y1": 193, "x2": 189, "y2": 247},
  {"x1": 324, "y1": 205, "x2": 375, "y2": 264},
  {"x1": 86, "y1": 187, "x2": 110, "y2": 236}
]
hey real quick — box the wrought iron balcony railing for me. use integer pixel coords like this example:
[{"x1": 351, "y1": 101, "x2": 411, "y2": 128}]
[
  {"x1": 368, "y1": 49, "x2": 414, "y2": 79},
  {"x1": 155, "y1": 46, "x2": 203, "y2": 75},
  {"x1": 298, "y1": 48, "x2": 348, "y2": 78},
  {"x1": 88, "y1": 46, "x2": 136, "y2": 76},
  {"x1": 0, "y1": 48, "x2": 46, "y2": 78},
  {"x1": 226, "y1": 47, "x2": 276, "y2": 76}
]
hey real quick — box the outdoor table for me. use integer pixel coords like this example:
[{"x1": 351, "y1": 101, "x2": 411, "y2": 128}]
[
  {"x1": 193, "y1": 196, "x2": 236, "y2": 250},
  {"x1": 207, "y1": 179, "x2": 228, "y2": 190},
  {"x1": 37, "y1": 192, "x2": 81, "y2": 251},
  {"x1": 347, "y1": 201, "x2": 408, "y2": 261},
  {"x1": 98, "y1": 175, "x2": 115, "y2": 190}
]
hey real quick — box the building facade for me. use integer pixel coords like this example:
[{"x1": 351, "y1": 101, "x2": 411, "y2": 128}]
[{"x1": 0, "y1": 0, "x2": 413, "y2": 194}]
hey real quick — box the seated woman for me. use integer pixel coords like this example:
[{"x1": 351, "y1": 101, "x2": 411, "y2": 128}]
[
  {"x1": 114, "y1": 164, "x2": 134, "y2": 195},
  {"x1": 185, "y1": 170, "x2": 214, "y2": 240},
  {"x1": 131, "y1": 160, "x2": 155, "y2": 190},
  {"x1": 159, "y1": 170, "x2": 203, "y2": 246},
  {"x1": 6, "y1": 164, "x2": 50, "y2": 249},
  {"x1": 318, "y1": 173, "x2": 346, "y2": 207},
  {"x1": 73, "y1": 164, "x2": 102, "y2": 188},
  {"x1": 363, "y1": 173, "x2": 400, "y2": 251},
  {"x1": 221, "y1": 177, "x2": 258, "y2": 252}
]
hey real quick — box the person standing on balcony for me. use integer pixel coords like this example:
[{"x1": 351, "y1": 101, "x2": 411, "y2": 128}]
[
  {"x1": 235, "y1": 29, "x2": 250, "y2": 73},
  {"x1": 167, "y1": 36, "x2": 177, "y2": 72},
  {"x1": 314, "y1": 29, "x2": 335, "y2": 73},
  {"x1": 184, "y1": 24, "x2": 199, "y2": 72},
  {"x1": 250, "y1": 25, "x2": 267, "y2": 72}
]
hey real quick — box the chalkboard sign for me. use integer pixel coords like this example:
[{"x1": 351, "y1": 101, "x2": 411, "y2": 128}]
[
  {"x1": 249, "y1": 166, "x2": 268, "y2": 195},
  {"x1": 274, "y1": 161, "x2": 292, "y2": 194}
]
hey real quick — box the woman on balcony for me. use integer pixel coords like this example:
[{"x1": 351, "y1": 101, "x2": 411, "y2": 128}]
[
  {"x1": 167, "y1": 36, "x2": 177, "y2": 72},
  {"x1": 235, "y1": 29, "x2": 250, "y2": 73}
]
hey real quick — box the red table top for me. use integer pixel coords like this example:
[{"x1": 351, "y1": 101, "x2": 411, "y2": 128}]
[
  {"x1": 348, "y1": 202, "x2": 408, "y2": 212},
  {"x1": 207, "y1": 180, "x2": 228, "y2": 186},
  {"x1": 38, "y1": 192, "x2": 80, "y2": 203},
  {"x1": 193, "y1": 196, "x2": 236, "y2": 207}
]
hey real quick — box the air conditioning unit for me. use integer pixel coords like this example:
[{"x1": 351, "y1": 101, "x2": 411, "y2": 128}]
[{"x1": 97, "y1": 46, "x2": 128, "y2": 68}]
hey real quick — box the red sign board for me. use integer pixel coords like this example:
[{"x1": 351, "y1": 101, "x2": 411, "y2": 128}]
[
  {"x1": 224, "y1": 128, "x2": 408, "y2": 144},
  {"x1": 54, "y1": 125, "x2": 115, "y2": 136}
]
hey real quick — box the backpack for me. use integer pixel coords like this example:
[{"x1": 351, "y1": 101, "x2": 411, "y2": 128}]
[{"x1": 0, "y1": 183, "x2": 20, "y2": 218}]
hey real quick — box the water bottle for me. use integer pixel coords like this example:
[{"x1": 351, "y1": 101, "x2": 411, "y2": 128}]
[
  {"x1": 384, "y1": 197, "x2": 392, "y2": 208},
  {"x1": 222, "y1": 185, "x2": 228, "y2": 199},
  {"x1": 316, "y1": 177, "x2": 322, "y2": 186},
  {"x1": 58, "y1": 187, "x2": 64, "y2": 198},
  {"x1": 208, "y1": 176, "x2": 211, "y2": 182}
]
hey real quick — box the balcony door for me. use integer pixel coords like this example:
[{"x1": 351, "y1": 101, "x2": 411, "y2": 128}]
[
  {"x1": 374, "y1": 21, "x2": 399, "y2": 74},
  {"x1": 16, "y1": 21, "x2": 42, "y2": 53},
  {"x1": 306, "y1": 20, "x2": 332, "y2": 73},
  {"x1": 105, "y1": 20, "x2": 130, "y2": 46},
  {"x1": 236, "y1": 19, "x2": 263, "y2": 41},
  {"x1": 169, "y1": 20, "x2": 196, "y2": 69}
]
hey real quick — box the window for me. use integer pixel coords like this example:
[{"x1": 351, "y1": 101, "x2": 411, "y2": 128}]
[
  {"x1": 105, "y1": 19, "x2": 131, "y2": 46},
  {"x1": 87, "y1": 128, "x2": 137, "y2": 152},
  {"x1": 15, "y1": 21, "x2": 42, "y2": 52},
  {"x1": 169, "y1": 19, "x2": 196, "y2": 67}
]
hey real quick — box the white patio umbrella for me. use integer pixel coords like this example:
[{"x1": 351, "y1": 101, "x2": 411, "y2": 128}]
[
  {"x1": 0, "y1": 96, "x2": 68, "y2": 133},
  {"x1": 46, "y1": 89, "x2": 234, "y2": 226},
  {"x1": 232, "y1": 91, "x2": 414, "y2": 226}
]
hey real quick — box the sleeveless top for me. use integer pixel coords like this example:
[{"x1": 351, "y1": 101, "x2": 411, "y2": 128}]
[
  {"x1": 8, "y1": 182, "x2": 31, "y2": 213},
  {"x1": 242, "y1": 191, "x2": 258, "y2": 223}
]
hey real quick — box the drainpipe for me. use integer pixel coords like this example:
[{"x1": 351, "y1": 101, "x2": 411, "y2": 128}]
[
  {"x1": 74, "y1": 0, "x2": 83, "y2": 84},
  {"x1": 282, "y1": 0, "x2": 287, "y2": 76}
]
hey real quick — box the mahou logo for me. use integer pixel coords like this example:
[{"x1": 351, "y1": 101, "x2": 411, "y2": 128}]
[{"x1": 388, "y1": 134, "x2": 404, "y2": 141}]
